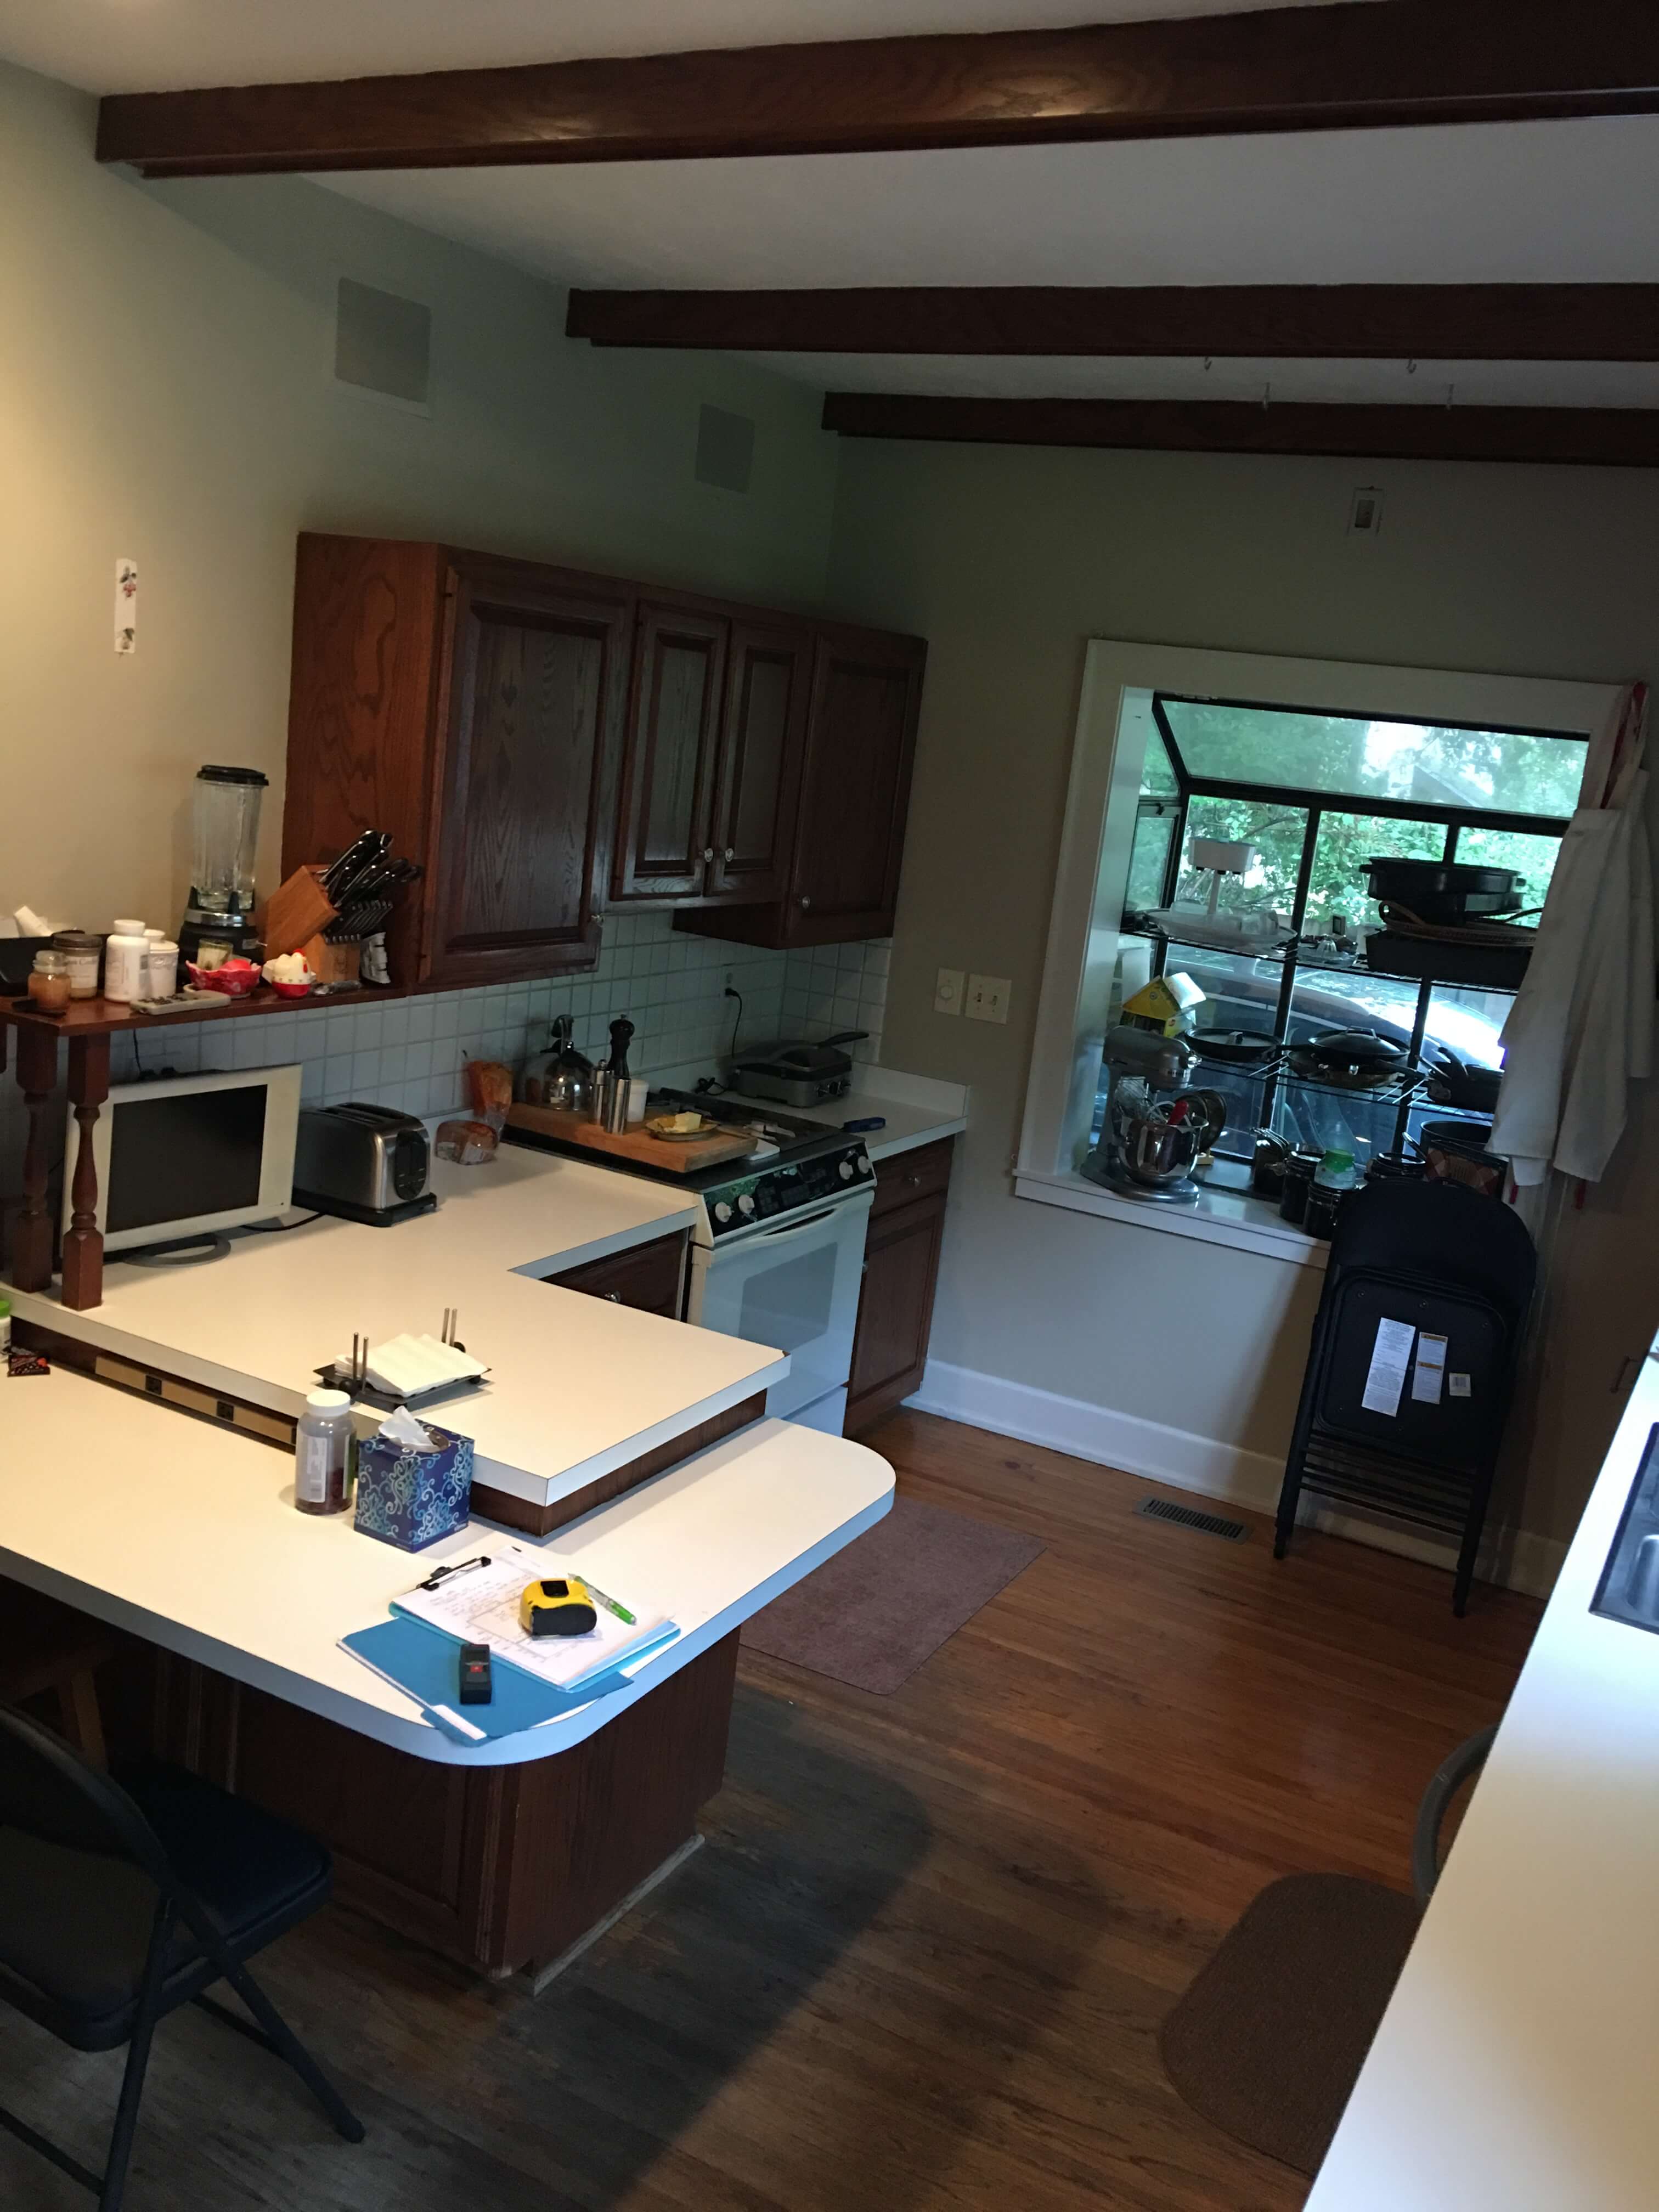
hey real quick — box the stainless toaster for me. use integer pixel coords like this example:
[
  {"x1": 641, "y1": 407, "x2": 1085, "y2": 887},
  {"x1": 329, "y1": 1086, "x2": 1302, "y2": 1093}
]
[{"x1": 292, "y1": 1103, "x2": 432, "y2": 1222}]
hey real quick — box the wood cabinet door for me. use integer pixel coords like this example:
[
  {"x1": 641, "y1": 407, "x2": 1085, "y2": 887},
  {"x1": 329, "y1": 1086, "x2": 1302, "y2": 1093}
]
[
  {"x1": 705, "y1": 619, "x2": 810, "y2": 904},
  {"x1": 426, "y1": 559, "x2": 632, "y2": 987},
  {"x1": 788, "y1": 626, "x2": 927, "y2": 945},
  {"x1": 611, "y1": 602, "x2": 729, "y2": 903},
  {"x1": 845, "y1": 1189, "x2": 948, "y2": 1437},
  {"x1": 549, "y1": 1229, "x2": 687, "y2": 1318}
]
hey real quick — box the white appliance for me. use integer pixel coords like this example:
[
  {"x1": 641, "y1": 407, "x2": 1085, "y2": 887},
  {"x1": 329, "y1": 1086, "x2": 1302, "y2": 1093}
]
[
  {"x1": 63, "y1": 1063, "x2": 301, "y2": 1256},
  {"x1": 506, "y1": 1085, "x2": 876, "y2": 1433},
  {"x1": 686, "y1": 1186, "x2": 874, "y2": 1432}
]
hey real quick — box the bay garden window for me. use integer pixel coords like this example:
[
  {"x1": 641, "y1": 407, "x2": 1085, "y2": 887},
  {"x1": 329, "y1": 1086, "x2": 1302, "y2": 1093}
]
[{"x1": 1018, "y1": 644, "x2": 1620, "y2": 1257}]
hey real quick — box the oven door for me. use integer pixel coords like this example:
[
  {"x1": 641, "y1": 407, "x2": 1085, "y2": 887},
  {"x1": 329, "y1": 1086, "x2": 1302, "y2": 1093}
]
[{"x1": 690, "y1": 1188, "x2": 873, "y2": 1424}]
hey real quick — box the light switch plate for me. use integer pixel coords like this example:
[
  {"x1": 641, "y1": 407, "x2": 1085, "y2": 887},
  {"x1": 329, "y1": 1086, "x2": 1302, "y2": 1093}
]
[
  {"x1": 934, "y1": 967, "x2": 964, "y2": 1016},
  {"x1": 965, "y1": 973, "x2": 1011, "y2": 1024}
]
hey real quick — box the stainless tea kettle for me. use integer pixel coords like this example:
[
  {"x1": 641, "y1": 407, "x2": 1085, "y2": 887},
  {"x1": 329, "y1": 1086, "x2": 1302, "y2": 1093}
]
[{"x1": 520, "y1": 1015, "x2": 594, "y2": 1113}]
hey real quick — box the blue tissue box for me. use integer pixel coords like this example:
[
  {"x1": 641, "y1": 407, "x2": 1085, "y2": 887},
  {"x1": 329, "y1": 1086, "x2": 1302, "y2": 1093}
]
[{"x1": 352, "y1": 1420, "x2": 474, "y2": 1553}]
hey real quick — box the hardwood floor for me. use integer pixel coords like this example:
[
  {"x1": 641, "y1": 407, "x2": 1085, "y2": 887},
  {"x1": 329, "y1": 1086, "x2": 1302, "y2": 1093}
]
[{"x1": 0, "y1": 1409, "x2": 1542, "y2": 2211}]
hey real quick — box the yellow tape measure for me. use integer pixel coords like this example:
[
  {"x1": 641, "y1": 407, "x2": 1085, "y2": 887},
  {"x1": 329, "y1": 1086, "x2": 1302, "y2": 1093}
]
[{"x1": 518, "y1": 1577, "x2": 598, "y2": 1638}]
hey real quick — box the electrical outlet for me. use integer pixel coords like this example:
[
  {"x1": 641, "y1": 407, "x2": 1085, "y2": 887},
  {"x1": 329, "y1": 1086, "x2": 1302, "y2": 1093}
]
[
  {"x1": 965, "y1": 973, "x2": 1011, "y2": 1024},
  {"x1": 934, "y1": 967, "x2": 964, "y2": 1016}
]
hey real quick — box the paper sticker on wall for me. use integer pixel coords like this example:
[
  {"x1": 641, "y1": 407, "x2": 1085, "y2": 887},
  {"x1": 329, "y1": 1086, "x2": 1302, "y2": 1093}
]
[
  {"x1": 114, "y1": 559, "x2": 137, "y2": 653},
  {"x1": 1361, "y1": 1317, "x2": 1415, "y2": 1418},
  {"x1": 1412, "y1": 1331, "x2": 1448, "y2": 1404},
  {"x1": 1448, "y1": 1373, "x2": 1472, "y2": 1399}
]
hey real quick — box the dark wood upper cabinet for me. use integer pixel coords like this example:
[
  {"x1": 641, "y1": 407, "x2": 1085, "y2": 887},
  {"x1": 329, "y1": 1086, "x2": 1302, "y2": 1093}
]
[
  {"x1": 429, "y1": 557, "x2": 631, "y2": 985},
  {"x1": 284, "y1": 534, "x2": 926, "y2": 985},
  {"x1": 611, "y1": 603, "x2": 728, "y2": 903},
  {"x1": 284, "y1": 535, "x2": 630, "y2": 990},
  {"x1": 707, "y1": 619, "x2": 811, "y2": 904},
  {"x1": 677, "y1": 622, "x2": 926, "y2": 951}
]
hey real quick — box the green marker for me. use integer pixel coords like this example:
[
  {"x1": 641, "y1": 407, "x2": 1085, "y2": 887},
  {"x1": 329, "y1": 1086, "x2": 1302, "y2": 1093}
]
[{"x1": 583, "y1": 1578, "x2": 636, "y2": 1626}]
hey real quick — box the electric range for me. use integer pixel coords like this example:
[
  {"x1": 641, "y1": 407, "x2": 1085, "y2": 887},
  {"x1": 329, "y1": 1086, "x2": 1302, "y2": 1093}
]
[
  {"x1": 506, "y1": 1086, "x2": 874, "y2": 1246},
  {"x1": 507, "y1": 1086, "x2": 874, "y2": 1434}
]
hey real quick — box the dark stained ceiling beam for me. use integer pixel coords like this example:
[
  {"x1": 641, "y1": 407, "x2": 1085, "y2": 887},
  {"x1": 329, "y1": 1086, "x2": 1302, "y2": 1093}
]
[
  {"x1": 97, "y1": 2, "x2": 1659, "y2": 178},
  {"x1": 567, "y1": 284, "x2": 1659, "y2": 361},
  {"x1": 819, "y1": 393, "x2": 1659, "y2": 469}
]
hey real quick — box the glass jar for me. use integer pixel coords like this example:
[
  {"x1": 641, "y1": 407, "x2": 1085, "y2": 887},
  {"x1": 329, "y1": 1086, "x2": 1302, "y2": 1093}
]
[
  {"x1": 27, "y1": 950, "x2": 70, "y2": 1013},
  {"x1": 52, "y1": 930, "x2": 103, "y2": 1000}
]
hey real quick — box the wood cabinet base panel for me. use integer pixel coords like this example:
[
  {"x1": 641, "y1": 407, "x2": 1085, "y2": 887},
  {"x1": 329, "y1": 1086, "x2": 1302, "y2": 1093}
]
[{"x1": 150, "y1": 1630, "x2": 741, "y2": 1977}]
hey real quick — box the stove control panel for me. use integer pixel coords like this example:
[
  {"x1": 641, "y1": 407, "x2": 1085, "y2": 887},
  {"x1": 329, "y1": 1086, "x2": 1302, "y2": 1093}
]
[{"x1": 704, "y1": 1143, "x2": 872, "y2": 1234}]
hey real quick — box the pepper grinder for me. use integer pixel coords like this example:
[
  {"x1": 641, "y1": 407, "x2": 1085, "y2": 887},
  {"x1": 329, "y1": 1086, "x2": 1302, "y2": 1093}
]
[
  {"x1": 592, "y1": 1015, "x2": 636, "y2": 1132},
  {"x1": 603, "y1": 1017, "x2": 634, "y2": 1131}
]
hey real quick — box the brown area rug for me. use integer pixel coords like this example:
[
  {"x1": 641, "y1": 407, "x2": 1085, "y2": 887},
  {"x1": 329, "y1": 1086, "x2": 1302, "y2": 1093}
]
[
  {"x1": 741, "y1": 1496, "x2": 1043, "y2": 1694},
  {"x1": 1159, "y1": 1872, "x2": 1419, "y2": 2176}
]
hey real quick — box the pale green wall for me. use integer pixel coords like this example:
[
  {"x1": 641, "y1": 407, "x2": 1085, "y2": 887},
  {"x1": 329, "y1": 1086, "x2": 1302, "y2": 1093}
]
[
  {"x1": 0, "y1": 59, "x2": 838, "y2": 933},
  {"x1": 825, "y1": 436, "x2": 1659, "y2": 1550}
]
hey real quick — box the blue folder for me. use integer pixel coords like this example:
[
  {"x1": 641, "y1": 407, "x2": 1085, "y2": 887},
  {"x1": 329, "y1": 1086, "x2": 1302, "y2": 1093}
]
[{"x1": 340, "y1": 1612, "x2": 678, "y2": 1745}]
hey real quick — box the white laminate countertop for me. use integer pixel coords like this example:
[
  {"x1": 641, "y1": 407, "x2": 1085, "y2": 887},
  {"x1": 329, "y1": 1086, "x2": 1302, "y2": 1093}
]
[
  {"x1": 4, "y1": 1148, "x2": 783, "y2": 1509},
  {"x1": 712, "y1": 1065, "x2": 968, "y2": 1164},
  {"x1": 0, "y1": 1365, "x2": 893, "y2": 1766},
  {"x1": 1307, "y1": 1347, "x2": 1659, "y2": 2211}
]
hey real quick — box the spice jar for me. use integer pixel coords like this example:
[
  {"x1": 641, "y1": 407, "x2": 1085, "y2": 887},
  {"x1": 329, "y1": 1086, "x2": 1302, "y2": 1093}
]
[
  {"x1": 52, "y1": 930, "x2": 103, "y2": 1000},
  {"x1": 143, "y1": 940, "x2": 179, "y2": 999},
  {"x1": 27, "y1": 949, "x2": 71, "y2": 1013}
]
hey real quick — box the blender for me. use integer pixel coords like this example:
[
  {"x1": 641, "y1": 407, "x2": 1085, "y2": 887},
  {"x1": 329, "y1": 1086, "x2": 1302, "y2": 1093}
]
[{"x1": 178, "y1": 764, "x2": 268, "y2": 969}]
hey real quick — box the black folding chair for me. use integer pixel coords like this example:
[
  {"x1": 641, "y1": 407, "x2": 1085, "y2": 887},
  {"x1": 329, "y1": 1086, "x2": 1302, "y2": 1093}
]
[
  {"x1": 0, "y1": 1702, "x2": 364, "y2": 2210},
  {"x1": 1274, "y1": 1178, "x2": 1537, "y2": 1615}
]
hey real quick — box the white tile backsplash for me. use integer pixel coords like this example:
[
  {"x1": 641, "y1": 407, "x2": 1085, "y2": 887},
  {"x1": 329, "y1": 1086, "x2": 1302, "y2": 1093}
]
[{"x1": 0, "y1": 911, "x2": 893, "y2": 1203}]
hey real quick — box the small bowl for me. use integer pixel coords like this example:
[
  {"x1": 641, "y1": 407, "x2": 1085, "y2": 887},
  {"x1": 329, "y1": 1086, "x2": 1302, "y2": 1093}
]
[
  {"x1": 187, "y1": 958, "x2": 262, "y2": 997},
  {"x1": 265, "y1": 976, "x2": 315, "y2": 1000}
]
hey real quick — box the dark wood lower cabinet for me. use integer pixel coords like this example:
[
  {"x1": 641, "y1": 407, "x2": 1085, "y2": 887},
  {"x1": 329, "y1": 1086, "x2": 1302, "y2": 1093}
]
[
  {"x1": 150, "y1": 1632, "x2": 740, "y2": 1978},
  {"x1": 547, "y1": 1228, "x2": 687, "y2": 1317},
  {"x1": 845, "y1": 1138, "x2": 954, "y2": 1438}
]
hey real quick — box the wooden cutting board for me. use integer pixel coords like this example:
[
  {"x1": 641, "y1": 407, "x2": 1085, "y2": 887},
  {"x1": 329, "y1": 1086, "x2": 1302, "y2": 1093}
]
[{"x1": 505, "y1": 1101, "x2": 758, "y2": 1173}]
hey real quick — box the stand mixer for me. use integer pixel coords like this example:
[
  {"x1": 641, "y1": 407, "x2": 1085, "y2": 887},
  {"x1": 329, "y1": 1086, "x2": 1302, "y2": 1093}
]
[{"x1": 1082, "y1": 1025, "x2": 1227, "y2": 1205}]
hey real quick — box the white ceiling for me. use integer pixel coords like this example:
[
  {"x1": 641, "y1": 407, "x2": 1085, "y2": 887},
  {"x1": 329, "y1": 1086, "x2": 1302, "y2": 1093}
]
[
  {"x1": 0, "y1": 0, "x2": 1340, "y2": 95},
  {"x1": 4, "y1": 0, "x2": 1655, "y2": 411}
]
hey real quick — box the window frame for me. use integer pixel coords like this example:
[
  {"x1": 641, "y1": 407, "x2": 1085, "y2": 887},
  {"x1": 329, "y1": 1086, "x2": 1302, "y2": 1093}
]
[{"x1": 1016, "y1": 642, "x2": 1620, "y2": 1268}]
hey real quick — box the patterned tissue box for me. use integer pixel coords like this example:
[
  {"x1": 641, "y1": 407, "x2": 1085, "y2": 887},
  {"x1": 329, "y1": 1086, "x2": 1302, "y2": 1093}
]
[{"x1": 352, "y1": 1420, "x2": 474, "y2": 1553}]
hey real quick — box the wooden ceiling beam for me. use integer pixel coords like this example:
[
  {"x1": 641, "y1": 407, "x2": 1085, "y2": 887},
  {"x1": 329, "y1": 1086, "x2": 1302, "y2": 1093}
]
[
  {"x1": 819, "y1": 393, "x2": 1659, "y2": 469},
  {"x1": 567, "y1": 284, "x2": 1659, "y2": 362},
  {"x1": 97, "y1": 2, "x2": 1659, "y2": 179}
]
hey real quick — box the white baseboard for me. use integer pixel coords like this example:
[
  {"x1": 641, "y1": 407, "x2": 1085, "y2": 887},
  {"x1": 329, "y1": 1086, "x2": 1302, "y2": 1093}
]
[{"x1": 905, "y1": 1359, "x2": 1565, "y2": 1601}]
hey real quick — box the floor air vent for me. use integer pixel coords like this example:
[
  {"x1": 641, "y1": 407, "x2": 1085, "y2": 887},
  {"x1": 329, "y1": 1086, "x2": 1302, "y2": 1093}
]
[{"x1": 1138, "y1": 1497, "x2": 1249, "y2": 1543}]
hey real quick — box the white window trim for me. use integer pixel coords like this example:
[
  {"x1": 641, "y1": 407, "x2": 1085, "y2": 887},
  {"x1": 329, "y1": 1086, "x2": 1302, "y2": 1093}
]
[{"x1": 1015, "y1": 639, "x2": 1622, "y2": 1262}]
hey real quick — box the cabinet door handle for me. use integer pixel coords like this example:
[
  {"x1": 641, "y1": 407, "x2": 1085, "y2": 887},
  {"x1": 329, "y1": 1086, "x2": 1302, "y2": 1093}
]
[
  {"x1": 604, "y1": 1291, "x2": 622, "y2": 1302},
  {"x1": 724, "y1": 847, "x2": 735, "y2": 861},
  {"x1": 799, "y1": 895, "x2": 812, "y2": 910},
  {"x1": 702, "y1": 847, "x2": 714, "y2": 862}
]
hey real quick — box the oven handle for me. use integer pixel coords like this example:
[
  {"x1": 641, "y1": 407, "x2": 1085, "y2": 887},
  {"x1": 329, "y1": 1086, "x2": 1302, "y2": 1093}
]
[{"x1": 745, "y1": 1206, "x2": 847, "y2": 1243}]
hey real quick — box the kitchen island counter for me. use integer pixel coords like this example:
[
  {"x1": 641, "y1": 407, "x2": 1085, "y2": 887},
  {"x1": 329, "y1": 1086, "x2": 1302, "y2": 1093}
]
[{"x1": 5, "y1": 1146, "x2": 783, "y2": 1518}]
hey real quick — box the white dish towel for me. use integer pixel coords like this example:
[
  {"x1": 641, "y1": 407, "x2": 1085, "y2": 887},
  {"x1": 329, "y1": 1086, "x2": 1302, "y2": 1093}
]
[{"x1": 1493, "y1": 683, "x2": 1655, "y2": 1186}]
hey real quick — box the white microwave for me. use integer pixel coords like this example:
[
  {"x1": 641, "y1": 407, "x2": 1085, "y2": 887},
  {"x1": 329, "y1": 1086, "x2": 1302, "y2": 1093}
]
[{"x1": 63, "y1": 1063, "x2": 302, "y2": 1255}]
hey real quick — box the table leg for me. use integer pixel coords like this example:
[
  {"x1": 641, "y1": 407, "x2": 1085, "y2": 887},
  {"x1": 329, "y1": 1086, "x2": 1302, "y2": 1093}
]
[
  {"x1": 61, "y1": 1033, "x2": 111, "y2": 1311},
  {"x1": 10, "y1": 1025, "x2": 59, "y2": 1293}
]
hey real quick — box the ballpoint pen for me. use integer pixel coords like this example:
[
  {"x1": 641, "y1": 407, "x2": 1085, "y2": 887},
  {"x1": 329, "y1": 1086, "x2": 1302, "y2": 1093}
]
[{"x1": 418, "y1": 1553, "x2": 492, "y2": 1592}]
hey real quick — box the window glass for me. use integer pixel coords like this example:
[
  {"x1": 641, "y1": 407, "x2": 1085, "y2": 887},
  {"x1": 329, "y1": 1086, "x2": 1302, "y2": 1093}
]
[
  {"x1": 1125, "y1": 806, "x2": 1177, "y2": 913},
  {"x1": 1156, "y1": 698, "x2": 1585, "y2": 820},
  {"x1": 1304, "y1": 812, "x2": 1449, "y2": 937},
  {"x1": 1141, "y1": 725, "x2": 1179, "y2": 798},
  {"x1": 1172, "y1": 797, "x2": 1308, "y2": 923},
  {"x1": 1451, "y1": 826, "x2": 1561, "y2": 927}
]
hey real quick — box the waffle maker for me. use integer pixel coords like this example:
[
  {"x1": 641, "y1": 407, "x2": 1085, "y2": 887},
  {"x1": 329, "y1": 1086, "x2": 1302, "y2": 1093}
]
[{"x1": 725, "y1": 1030, "x2": 868, "y2": 1108}]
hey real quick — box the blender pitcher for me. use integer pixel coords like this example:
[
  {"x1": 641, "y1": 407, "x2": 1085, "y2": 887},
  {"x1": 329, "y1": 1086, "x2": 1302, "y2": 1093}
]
[{"x1": 179, "y1": 764, "x2": 268, "y2": 968}]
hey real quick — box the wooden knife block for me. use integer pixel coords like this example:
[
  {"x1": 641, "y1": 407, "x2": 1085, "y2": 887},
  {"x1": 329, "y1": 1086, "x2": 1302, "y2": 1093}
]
[{"x1": 262, "y1": 865, "x2": 338, "y2": 957}]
